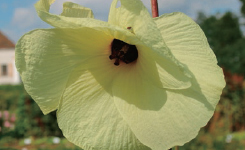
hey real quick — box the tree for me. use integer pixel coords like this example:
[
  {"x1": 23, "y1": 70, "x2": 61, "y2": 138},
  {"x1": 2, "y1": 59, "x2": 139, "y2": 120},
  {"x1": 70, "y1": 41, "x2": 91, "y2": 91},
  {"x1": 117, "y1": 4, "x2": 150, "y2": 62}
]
[
  {"x1": 197, "y1": 12, "x2": 245, "y2": 74},
  {"x1": 240, "y1": 0, "x2": 245, "y2": 16}
]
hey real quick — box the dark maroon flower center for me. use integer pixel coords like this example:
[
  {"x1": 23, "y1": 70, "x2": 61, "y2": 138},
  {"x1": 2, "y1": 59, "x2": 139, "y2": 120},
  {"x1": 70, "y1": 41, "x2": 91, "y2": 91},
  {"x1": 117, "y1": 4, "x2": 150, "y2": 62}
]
[{"x1": 109, "y1": 39, "x2": 138, "y2": 66}]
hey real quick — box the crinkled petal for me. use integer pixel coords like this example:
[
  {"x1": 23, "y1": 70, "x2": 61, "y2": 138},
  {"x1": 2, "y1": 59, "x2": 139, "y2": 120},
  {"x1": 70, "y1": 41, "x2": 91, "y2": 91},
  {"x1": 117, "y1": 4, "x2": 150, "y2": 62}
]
[
  {"x1": 108, "y1": 0, "x2": 182, "y2": 62},
  {"x1": 60, "y1": 2, "x2": 94, "y2": 18},
  {"x1": 112, "y1": 72, "x2": 219, "y2": 150},
  {"x1": 34, "y1": 0, "x2": 143, "y2": 47},
  {"x1": 35, "y1": 0, "x2": 193, "y2": 90},
  {"x1": 35, "y1": 0, "x2": 102, "y2": 28},
  {"x1": 35, "y1": 0, "x2": 55, "y2": 12},
  {"x1": 137, "y1": 45, "x2": 191, "y2": 89},
  {"x1": 112, "y1": 12, "x2": 225, "y2": 150},
  {"x1": 108, "y1": 0, "x2": 164, "y2": 52},
  {"x1": 154, "y1": 12, "x2": 225, "y2": 105},
  {"x1": 35, "y1": 0, "x2": 122, "y2": 30},
  {"x1": 57, "y1": 65, "x2": 150, "y2": 150},
  {"x1": 108, "y1": 0, "x2": 192, "y2": 89},
  {"x1": 112, "y1": 69, "x2": 170, "y2": 150},
  {"x1": 15, "y1": 28, "x2": 114, "y2": 114}
]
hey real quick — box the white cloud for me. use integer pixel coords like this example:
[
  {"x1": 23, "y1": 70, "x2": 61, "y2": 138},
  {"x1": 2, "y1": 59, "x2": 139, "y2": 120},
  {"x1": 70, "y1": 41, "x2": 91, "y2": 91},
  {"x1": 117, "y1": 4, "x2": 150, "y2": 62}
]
[
  {"x1": 6, "y1": 3, "x2": 50, "y2": 43},
  {"x1": 12, "y1": 8, "x2": 37, "y2": 28}
]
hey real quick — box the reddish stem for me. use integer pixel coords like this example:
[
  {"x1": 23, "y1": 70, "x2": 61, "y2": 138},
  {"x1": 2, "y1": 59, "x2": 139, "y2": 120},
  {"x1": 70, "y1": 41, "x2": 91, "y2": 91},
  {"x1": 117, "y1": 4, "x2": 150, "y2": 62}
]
[{"x1": 151, "y1": 0, "x2": 159, "y2": 18}]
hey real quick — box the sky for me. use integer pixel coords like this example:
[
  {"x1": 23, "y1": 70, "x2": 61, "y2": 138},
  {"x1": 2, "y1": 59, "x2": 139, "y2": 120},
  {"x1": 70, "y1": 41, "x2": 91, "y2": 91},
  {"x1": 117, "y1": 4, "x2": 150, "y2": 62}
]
[{"x1": 0, "y1": 0, "x2": 242, "y2": 44}]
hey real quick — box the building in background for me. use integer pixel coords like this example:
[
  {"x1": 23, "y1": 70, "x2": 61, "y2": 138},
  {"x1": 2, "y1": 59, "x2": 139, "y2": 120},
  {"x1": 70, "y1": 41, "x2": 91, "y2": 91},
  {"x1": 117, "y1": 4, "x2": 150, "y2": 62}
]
[{"x1": 0, "y1": 31, "x2": 21, "y2": 85}]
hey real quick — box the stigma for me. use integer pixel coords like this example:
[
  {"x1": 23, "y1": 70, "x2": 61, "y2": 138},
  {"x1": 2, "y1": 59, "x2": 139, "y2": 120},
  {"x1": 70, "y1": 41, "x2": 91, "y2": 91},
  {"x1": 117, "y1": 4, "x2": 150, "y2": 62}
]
[{"x1": 109, "y1": 39, "x2": 138, "y2": 66}]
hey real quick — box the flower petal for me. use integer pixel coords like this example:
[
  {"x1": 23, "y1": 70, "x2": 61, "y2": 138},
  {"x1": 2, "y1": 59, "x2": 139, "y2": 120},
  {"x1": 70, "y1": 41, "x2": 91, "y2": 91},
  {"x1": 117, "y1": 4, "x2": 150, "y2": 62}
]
[
  {"x1": 15, "y1": 28, "x2": 114, "y2": 114},
  {"x1": 34, "y1": 0, "x2": 105, "y2": 28},
  {"x1": 137, "y1": 45, "x2": 191, "y2": 89},
  {"x1": 154, "y1": 12, "x2": 226, "y2": 105},
  {"x1": 57, "y1": 67, "x2": 150, "y2": 150},
  {"x1": 34, "y1": 0, "x2": 143, "y2": 47},
  {"x1": 112, "y1": 12, "x2": 225, "y2": 150},
  {"x1": 60, "y1": 2, "x2": 94, "y2": 18},
  {"x1": 112, "y1": 73, "x2": 220, "y2": 150},
  {"x1": 108, "y1": 0, "x2": 192, "y2": 89},
  {"x1": 108, "y1": 0, "x2": 164, "y2": 52},
  {"x1": 35, "y1": 0, "x2": 119, "y2": 30},
  {"x1": 35, "y1": 0, "x2": 193, "y2": 90}
]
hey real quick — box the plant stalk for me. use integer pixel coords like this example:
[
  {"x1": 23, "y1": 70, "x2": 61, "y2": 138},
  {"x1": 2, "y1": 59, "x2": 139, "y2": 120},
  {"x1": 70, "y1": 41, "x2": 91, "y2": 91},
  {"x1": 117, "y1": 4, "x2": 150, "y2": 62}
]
[{"x1": 151, "y1": 0, "x2": 159, "y2": 18}]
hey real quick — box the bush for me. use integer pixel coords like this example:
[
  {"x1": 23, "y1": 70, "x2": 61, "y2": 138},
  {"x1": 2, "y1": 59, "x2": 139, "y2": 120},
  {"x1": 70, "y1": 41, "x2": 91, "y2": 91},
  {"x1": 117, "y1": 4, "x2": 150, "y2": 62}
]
[{"x1": 0, "y1": 85, "x2": 62, "y2": 138}]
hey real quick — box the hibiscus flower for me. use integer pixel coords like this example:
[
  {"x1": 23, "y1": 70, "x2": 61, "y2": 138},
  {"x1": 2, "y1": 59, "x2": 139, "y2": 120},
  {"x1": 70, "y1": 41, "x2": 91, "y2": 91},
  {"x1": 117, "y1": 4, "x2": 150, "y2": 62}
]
[{"x1": 15, "y1": 0, "x2": 226, "y2": 149}]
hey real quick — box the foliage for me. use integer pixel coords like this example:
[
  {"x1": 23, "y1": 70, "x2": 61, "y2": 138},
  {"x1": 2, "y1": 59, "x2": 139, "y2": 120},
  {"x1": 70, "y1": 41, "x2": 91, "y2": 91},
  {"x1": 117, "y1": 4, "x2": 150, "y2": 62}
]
[
  {"x1": 0, "y1": 136, "x2": 82, "y2": 150},
  {"x1": 0, "y1": 85, "x2": 63, "y2": 139},
  {"x1": 180, "y1": 129, "x2": 245, "y2": 150},
  {"x1": 0, "y1": 85, "x2": 25, "y2": 135},
  {"x1": 0, "y1": 85, "x2": 25, "y2": 111},
  {"x1": 14, "y1": 93, "x2": 63, "y2": 138},
  {"x1": 240, "y1": 0, "x2": 245, "y2": 16},
  {"x1": 14, "y1": 94, "x2": 31, "y2": 138}
]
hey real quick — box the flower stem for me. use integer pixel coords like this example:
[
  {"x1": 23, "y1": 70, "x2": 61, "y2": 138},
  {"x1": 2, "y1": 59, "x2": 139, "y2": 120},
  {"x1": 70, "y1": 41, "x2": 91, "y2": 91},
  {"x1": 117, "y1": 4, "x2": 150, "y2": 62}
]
[{"x1": 151, "y1": 0, "x2": 159, "y2": 18}]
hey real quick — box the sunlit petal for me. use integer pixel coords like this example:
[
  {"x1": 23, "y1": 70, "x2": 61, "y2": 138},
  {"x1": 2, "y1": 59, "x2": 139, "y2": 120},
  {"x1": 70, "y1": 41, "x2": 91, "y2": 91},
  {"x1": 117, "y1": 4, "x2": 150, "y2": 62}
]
[
  {"x1": 35, "y1": 0, "x2": 124, "y2": 31},
  {"x1": 61, "y1": 2, "x2": 94, "y2": 18},
  {"x1": 108, "y1": 0, "x2": 164, "y2": 52},
  {"x1": 15, "y1": 28, "x2": 114, "y2": 114},
  {"x1": 108, "y1": 0, "x2": 193, "y2": 89},
  {"x1": 35, "y1": 0, "x2": 101, "y2": 28}
]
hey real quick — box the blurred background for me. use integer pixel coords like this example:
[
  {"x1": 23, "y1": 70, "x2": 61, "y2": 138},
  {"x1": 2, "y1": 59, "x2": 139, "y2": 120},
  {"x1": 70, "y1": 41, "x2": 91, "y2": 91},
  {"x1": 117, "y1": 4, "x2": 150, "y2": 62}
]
[{"x1": 0, "y1": 0, "x2": 245, "y2": 150}]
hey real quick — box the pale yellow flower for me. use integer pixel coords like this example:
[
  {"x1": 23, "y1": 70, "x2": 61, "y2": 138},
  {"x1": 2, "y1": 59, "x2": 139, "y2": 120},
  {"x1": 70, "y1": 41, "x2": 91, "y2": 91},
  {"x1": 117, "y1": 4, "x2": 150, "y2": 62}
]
[{"x1": 15, "y1": 0, "x2": 226, "y2": 149}]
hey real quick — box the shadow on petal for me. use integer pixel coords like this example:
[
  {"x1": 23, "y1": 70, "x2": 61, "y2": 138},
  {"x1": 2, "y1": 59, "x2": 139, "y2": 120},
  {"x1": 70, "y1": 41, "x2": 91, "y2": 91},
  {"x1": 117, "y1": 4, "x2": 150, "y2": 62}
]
[
  {"x1": 111, "y1": 63, "x2": 168, "y2": 111},
  {"x1": 87, "y1": 45, "x2": 193, "y2": 111},
  {"x1": 167, "y1": 66, "x2": 215, "y2": 111}
]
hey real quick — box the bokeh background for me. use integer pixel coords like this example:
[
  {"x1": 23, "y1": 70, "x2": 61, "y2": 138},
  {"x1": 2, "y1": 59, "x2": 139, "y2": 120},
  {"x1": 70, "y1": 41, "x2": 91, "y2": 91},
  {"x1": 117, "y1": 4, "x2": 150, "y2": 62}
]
[{"x1": 0, "y1": 0, "x2": 245, "y2": 149}]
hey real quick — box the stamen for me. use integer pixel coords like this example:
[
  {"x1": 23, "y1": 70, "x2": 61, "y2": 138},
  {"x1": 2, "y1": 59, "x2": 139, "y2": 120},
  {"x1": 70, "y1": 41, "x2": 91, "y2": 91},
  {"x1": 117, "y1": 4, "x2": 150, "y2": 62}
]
[
  {"x1": 109, "y1": 55, "x2": 115, "y2": 60},
  {"x1": 114, "y1": 58, "x2": 120, "y2": 66},
  {"x1": 110, "y1": 39, "x2": 138, "y2": 66}
]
